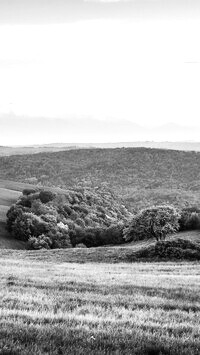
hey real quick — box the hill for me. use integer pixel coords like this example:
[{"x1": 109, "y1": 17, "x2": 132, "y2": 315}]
[
  {"x1": 2, "y1": 141, "x2": 200, "y2": 156},
  {"x1": 0, "y1": 144, "x2": 79, "y2": 156},
  {"x1": 0, "y1": 180, "x2": 36, "y2": 249},
  {"x1": 0, "y1": 147, "x2": 200, "y2": 211}
]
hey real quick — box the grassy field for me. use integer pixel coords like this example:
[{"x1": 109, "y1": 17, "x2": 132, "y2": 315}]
[
  {"x1": 0, "y1": 180, "x2": 26, "y2": 249},
  {"x1": 0, "y1": 179, "x2": 200, "y2": 354},
  {"x1": 0, "y1": 257, "x2": 200, "y2": 355},
  {"x1": 0, "y1": 230, "x2": 199, "y2": 263}
]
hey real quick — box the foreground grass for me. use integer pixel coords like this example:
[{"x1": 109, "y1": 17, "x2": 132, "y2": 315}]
[{"x1": 0, "y1": 258, "x2": 200, "y2": 355}]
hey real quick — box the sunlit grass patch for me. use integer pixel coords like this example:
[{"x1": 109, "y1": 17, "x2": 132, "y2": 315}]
[{"x1": 0, "y1": 259, "x2": 200, "y2": 354}]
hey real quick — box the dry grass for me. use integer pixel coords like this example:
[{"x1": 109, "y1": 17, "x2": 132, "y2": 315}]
[{"x1": 0, "y1": 257, "x2": 200, "y2": 355}]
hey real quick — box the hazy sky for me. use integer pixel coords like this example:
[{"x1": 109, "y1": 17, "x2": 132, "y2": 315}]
[{"x1": 0, "y1": 0, "x2": 200, "y2": 144}]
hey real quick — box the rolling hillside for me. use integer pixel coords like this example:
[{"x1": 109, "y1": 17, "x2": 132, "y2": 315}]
[
  {"x1": 0, "y1": 148, "x2": 200, "y2": 211},
  {"x1": 0, "y1": 181, "x2": 25, "y2": 249},
  {"x1": 0, "y1": 177, "x2": 200, "y2": 252},
  {"x1": 2, "y1": 141, "x2": 200, "y2": 156},
  {"x1": 0, "y1": 230, "x2": 200, "y2": 261},
  {"x1": 0, "y1": 179, "x2": 80, "y2": 249}
]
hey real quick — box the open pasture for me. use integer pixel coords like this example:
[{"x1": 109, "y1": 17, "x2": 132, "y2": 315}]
[
  {"x1": 0, "y1": 258, "x2": 200, "y2": 355},
  {"x1": 0, "y1": 180, "x2": 27, "y2": 248},
  {"x1": 0, "y1": 180, "x2": 24, "y2": 223}
]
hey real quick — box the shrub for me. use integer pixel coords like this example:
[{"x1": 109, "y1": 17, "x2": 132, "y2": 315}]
[
  {"x1": 154, "y1": 239, "x2": 200, "y2": 260},
  {"x1": 75, "y1": 243, "x2": 87, "y2": 248},
  {"x1": 123, "y1": 205, "x2": 180, "y2": 242},
  {"x1": 47, "y1": 229, "x2": 72, "y2": 249},
  {"x1": 133, "y1": 238, "x2": 200, "y2": 261},
  {"x1": 28, "y1": 234, "x2": 52, "y2": 249}
]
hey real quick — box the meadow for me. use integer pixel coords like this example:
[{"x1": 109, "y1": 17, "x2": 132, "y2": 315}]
[{"x1": 0, "y1": 257, "x2": 200, "y2": 355}]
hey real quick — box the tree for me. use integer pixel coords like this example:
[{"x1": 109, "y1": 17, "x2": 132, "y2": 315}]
[
  {"x1": 6, "y1": 204, "x2": 28, "y2": 232},
  {"x1": 123, "y1": 205, "x2": 180, "y2": 242},
  {"x1": 39, "y1": 190, "x2": 56, "y2": 203},
  {"x1": 12, "y1": 212, "x2": 50, "y2": 241}
]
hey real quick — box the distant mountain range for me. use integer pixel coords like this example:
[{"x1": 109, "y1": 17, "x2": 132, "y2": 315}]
[
  {"x1": 1, "y1": 114, "x2": 200, "y2": 149},
  {"x1": 2, "y1": 141, "x2": 200, "y2": 156}
]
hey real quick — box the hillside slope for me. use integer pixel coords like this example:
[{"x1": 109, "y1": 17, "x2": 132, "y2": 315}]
[
  {"x1": 1, "y1": 177, "x2": 200, "y2": 252},
  {"x1": 0, "y1": 230, "x2": 200, "y2": 262},
  {"x1": 0, "y1": 179, "x2": 131, "y2": 249},
  {"x1": 0, "y1": 148, "x2": 200, "y2": 211},
  {"x1": 2, "y1": 141, "x2": 200, "y2": 156},
  {"x1": 0, "y1": 182, "x2": 27, "y2": 249}
]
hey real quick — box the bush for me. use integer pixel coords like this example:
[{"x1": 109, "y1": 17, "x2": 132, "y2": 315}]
[
  {"x1": 28, "y1": 234, "x2": 52, "y2": 249},
  {"x1": 47, "y1": 229, "x2": 72, "y2": 249},
  {"x1": 154, "y1": 239, "x2": 200, "y2": 260},
  {"x1": 123, "y1": 205, "x2": 180, "y2": 242},
  {"x1": 75, "y1": 243, "x2": 87, "y2": 248},
  {"x1": 133, "y1": 238, "x2": 200, "y2": 261}
]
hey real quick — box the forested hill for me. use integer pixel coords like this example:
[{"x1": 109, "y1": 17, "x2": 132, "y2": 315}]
[{"x1": 1, "y1": 148, "x2": 200, "y2": 211}]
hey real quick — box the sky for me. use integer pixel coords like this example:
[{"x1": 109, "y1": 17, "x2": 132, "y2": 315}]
[{"x1": 0, "y1": 0, "x2": 200, "y2": 144}]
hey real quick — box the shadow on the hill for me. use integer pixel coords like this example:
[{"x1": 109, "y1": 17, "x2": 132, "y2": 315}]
[{"x1": 0, "y1": 221, "x2": 27, "y2": 250}]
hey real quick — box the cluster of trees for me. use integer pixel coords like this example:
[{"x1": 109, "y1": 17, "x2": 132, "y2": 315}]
[
  {"x1": 6, "y1": 186, "x2": 200, "y2": 250},
  {"x1": 7, "y1": 187, "x2": 131, "y2": 249}
]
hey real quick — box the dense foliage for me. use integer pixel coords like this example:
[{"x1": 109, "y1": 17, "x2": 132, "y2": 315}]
[
  {"x1": 123, "y1": 205, "x2": 180, "y2": 242},
  {"x1": 1, "y1": 147, "x2": 200, "y2": 211},
  {"x1": 179, "y1": 206, "x2": 200, "y2": 231},
  {"x1": 7, "y1": 187, "x2": 132, "y2": 249},
  {"x1": 134, "y1": 239, "x2": 200, "y2": 261}
]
